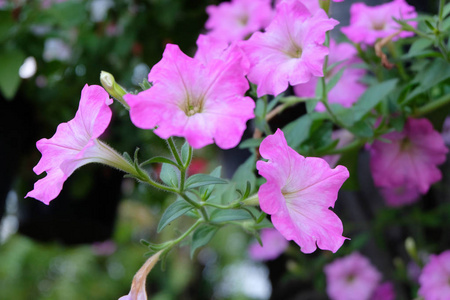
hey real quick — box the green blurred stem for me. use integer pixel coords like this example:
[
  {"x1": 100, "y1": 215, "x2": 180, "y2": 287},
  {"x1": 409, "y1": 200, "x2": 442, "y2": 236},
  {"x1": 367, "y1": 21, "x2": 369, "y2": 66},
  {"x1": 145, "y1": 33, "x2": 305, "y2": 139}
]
[
  {"x1": 387, "y1": 42, "x2": 408, "y2": 81},
  {"x1": 438, "y1": 0, "x2": 445, "y2": 25},
  {"x1": 168, "y1": 219, "x2": 203, "y2": 249},
  {"x1": 413, "y1": 93, "x2": 450, "y2": 117}
]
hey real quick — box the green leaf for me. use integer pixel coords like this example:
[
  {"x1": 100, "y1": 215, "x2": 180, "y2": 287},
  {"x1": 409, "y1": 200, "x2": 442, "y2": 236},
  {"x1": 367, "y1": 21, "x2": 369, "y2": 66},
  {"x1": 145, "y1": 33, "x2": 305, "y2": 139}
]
[
  {"x1": 282, "y1": 114, "x2": 313, "y2": 148},
  {"x1": 326, "y1": 68, "x2": 345, "y2": 93},
  {"x1": 199, "y1": 166, "x2": 222, "y2": 199},
  {"x1": 181, "y1": 141, "x2": 190, "y2": 165},
  {"x1": 0, "y1": 49, "x2": 25, "y2": 100},
  {"x1": 185, "y1": 174, "x2": 227, "y2": 189},
  {"x1": 160, "y1": 163, "x2": 179, "y2": 188},
  {"x1": 406, "y1": 59, "x2": 450, "y2": 101},
  {"x1": 338, "y1": 146, "x2": 360, "y2": 190},
  {"x1": 157, "y1": 198, "x2": 194, "y2": 233},
  {"x1": 141, "y1": 156, "x2": 178, "y2": 167},
  {"x1": 407, "y1": 38, "x2": 433, "y2": 57},
  {"x1": 348, "y1": 119, "x2": 374, "y2": 138},
  {"x1": 339, "y1": 79, "x2": 398, "y2": 126},
  {"x1": 210, "y1": 209, "x2": 253, "y2": 223},
  {"x1": 190, "y1": 225, "x2": 218, "y2": 258},
  {"x1": 239, "y1": 138, "x2": 264, "y2": 149},
  {"x1": 0, "y1": 11, "x2": 14, "y2": 43},
  {"x1": 231, "y1": 155, "x2": 256, "y2": 194}
]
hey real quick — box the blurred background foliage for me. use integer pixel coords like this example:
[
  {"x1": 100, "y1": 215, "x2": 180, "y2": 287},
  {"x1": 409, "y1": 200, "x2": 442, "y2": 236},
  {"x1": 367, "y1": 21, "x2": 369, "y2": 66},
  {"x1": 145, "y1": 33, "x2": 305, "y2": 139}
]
[{"x1": 0, "y1": 0, "x2": 449, "y2": 300}]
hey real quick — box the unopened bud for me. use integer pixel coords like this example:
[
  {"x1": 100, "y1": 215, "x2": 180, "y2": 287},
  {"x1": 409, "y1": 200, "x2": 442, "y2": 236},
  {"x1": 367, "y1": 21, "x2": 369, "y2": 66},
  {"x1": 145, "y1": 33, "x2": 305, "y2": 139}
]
[
  {"x1": 100, "y1": 71, "x2": 130, "y2": 110},
  {"x1": 405, "y1": 237, "x2": 419, "y2": 264}
]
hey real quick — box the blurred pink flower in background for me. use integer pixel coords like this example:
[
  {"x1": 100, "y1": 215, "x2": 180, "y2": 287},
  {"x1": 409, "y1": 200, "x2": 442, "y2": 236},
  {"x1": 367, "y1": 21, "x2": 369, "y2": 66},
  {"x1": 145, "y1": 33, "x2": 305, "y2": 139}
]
[
  {"x1": 125, "y1": 43, "x2": 254, "y2": 149},
  {"x1": 371, "y1": 282, "x2": 395, "y2": 300},
  {"x1": 324, "y1": 252, "x2": 381, "y2": 300},
  {"x1": 205, "y1": 0, "x2": 273, "y2": 43},
  {"x1": 378, "y1": 184, "x2": 420, "y2": 207},
  {"x1": 26, "y1": 85, "x2": 116, "y2": 205},
  {"x1": 418, "y1": 250, "x2": 450, "y2": 300},
  {"x1": 248, "y1": 228, "x2": 289, "y2": 261},
  {"x1": 370, "y1": 118, "x2": 448, "y2": 197},
  {"x1": 293, "y1": 39, "x2": 366, "y2": 112},
  {"x1": 256, "y1": 129, "x2": 349, "y2": 254},
  {"x1": 341, "y1": 0, "x2": 417, "y2": 45},
  {"x1": 241, "y1": 0, "x2": 338, "y2": 97}
]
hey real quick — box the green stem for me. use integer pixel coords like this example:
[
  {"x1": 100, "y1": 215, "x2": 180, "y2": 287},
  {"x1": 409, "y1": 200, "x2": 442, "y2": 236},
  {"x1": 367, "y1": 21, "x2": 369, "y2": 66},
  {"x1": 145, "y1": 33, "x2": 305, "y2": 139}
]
[
  {"x1": 202, "y1": 202, "x2": 239, "y2": 210},
  {"x1": 141, "y1": 176, "x2": 179, "y2": 193},
  {"x1": 167, "y1": 137, "x2": 183, "y2": 166},
  {"x1": 169, "y1": 219, "x2": 203, "y2": 248},
  {"x1": 413, "y1": 93, "x2": 450, "y2": 117},
  {"x1": 241, "y1": 193, "x2": 259, "y2": 206},
  {"x1": 387, "y1": 42, "x2": 408, "y2": 81}
]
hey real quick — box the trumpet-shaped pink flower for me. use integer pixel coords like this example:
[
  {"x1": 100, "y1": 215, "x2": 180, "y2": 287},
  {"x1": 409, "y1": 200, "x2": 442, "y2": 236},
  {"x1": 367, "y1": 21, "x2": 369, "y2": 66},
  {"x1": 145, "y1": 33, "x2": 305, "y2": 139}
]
[
  {"x1": 370, "y1": 118, "x2": 448, "y2": 195},
  {"x1": 241, "y1": 0, "x2": 338, "y2": 97},
  {"x1": 293, "y1": 39, "x2": 366, "y2": 112},
  {"x1": 418, "y1": 250, "x2": 450, "y2": 300},
  {"x1": 341, "y1": 0, "x2": 417, "y2": 45},
  {"x1": 125, "y1": 43, "x2": 255, "y2": 149},
  {"x1": 26, "y1": 85, "x2": 123, "y2": 204},
  {"x1": 256, "y1": 129, "x2": 349, "y2": 254},
  {"x1": 324, "y1": 252, "x2": 382, "y2": 300},
  {"x1": 205, "y1": 0, "x2": 273, "y2": 43},
  {"x1": 248, "y1": 228, "x2": 289, "y2": 261}
]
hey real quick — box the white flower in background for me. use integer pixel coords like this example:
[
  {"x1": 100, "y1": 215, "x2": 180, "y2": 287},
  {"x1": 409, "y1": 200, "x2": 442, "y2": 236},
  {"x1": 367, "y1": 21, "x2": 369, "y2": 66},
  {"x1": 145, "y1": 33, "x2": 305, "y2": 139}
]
[{"x1": 43, "y1": 38, "x2": 72, "y2": 62}]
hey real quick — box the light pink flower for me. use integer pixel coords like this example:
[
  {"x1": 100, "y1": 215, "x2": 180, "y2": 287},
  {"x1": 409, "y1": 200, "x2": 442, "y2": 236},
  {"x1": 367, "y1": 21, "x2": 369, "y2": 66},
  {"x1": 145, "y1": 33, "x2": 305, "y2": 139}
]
[
  {"x1": 371, "y1": 282, "x2": 395, "y2": 300},
  {"x1": 205, "y1": 0, "x2": 273, "y2": 43},
  {"x1": 124, "y1": 43, "x2": 255, "y2": 149},
  {"x1": 324, "y1": 252, "x2": 382, "y2": 300},
  {"x1": 370, "y1": 118, "x2": 448, "y2": 195},
  {"x1": 26, "y1": 85, "x2": 130, "y2": 205},
  {"x1": 294, "y1": 40, "x2": 366, "y2": 112},
  {"x1": 379, "y1": 184, "x2": 420, "y2": 207},
  {"x1": 248, "y1": 228, "x2": 289, "y2": 261},
  {"x1": 256, "y1": 129, "x2": 349, "y2": 254},
  {"x1": 275, "y1": 0, "x2": 344, "y2": 15},
  {"x1": 418, "y1": 250, "x2": 450, "y2": 300},
  {"x1": 241, "y1": 0, "x2": 338, "y2": 97},
  {"x1": 341, "y1": 0, "x2": 417, "y2": 45}
]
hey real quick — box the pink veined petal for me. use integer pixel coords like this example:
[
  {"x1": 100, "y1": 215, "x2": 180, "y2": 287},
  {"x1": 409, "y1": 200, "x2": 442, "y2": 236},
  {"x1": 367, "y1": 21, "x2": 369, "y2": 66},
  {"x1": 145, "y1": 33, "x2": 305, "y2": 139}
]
[
  {"x1": 126, "y1": 43, "x2": 254, "y2": 149},
  {"x1": 26, "y1": 84, "x2": 113, "y2": 204},
  {"x1": 257, "y1": 129, "x2": 349, "y2": 254},
  {"x1": 241, "y1": 0, "x2": 337, "y2": 97}
]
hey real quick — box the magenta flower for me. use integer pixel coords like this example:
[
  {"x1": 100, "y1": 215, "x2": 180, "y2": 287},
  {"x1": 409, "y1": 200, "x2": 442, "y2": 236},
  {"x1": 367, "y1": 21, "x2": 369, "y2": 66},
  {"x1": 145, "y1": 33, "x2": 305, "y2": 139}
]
[
  {"x1": 205, "y1": 0, "x2": 273, "y2": 43},
  {"x1": 341, "y1": 0, "x2": 417, "y2": 45},
  {"x1": 293, "y1": 39, "x2": 366, "y2": 112},
  {"x1": 124, "y1": 43, "x2": 255, "y2": 149},
  {"x1": 241, "y1": 0, "x2": 338, "y2": 97},
  {"x1": 371, "y1": 282, "x2": 395, "y2": 300},
  {"x1": 418, "y1": 250, "x2": 450, "y2": 300},
  {"x1": 256, "y1": 129, "x2": 349, "y2": 254},
  {"x1": 275, "y1": 0, "x2": 344, "y2": 15},
  {"x1": 324, "y1": 252, "x2": 382, "y2": 300},
  {"x1": 248, "y1": 228, "x2": 289, "y2": 261},
  {"x1": 26, "y1": 85, "x2": 133, "y2": 205},
  {"x1": 370, "y1": 118, "x2": 448, "y2": 195},
  {"x1": 379, "y1": 184, "x2": 420, "y2": 207}
]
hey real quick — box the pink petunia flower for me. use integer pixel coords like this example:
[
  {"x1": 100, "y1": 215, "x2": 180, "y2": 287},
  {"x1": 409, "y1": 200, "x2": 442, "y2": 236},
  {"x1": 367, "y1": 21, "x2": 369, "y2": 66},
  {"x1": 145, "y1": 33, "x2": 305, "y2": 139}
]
[
  {"x1": 293, "y1": 39, "x2": 366, "y2": 112},
  {"x1": 275, "y1": 0, "x2": 344, "y2": 15},
  {"x1": 418, "y1": 250, "x2": 450, "y2": 300},
  {"x1": 205, "y1": 0, "x2": 273, "y2": 43},
  {"x1": 26, "y1": 85, "x2": 133, "y2": 205},
  {"x1": 341, "y1": 0, "x2": 417, "y2": 45},
  {"x1": 256, "y1": 129, "x2": 349, "y2": 254},
  {"x1": 324, "y1": 252, "x2": 382, "y2": 300},
  {"x1": 370, "y1": 118, "x2": 448, "y2": 195},
  {"x1": 248, "y1": 228, "x2": 289, "y2": 261},
  {"x1": 241, "y1": 0, "x2": 338, "y2": 97},
  {"x1": 371, "y1": 282, "x2": 395, "y2": 300},
  {"x1": 124, "y1": 43, "x2": 255, "y2": 149},
  {"x1": 378, "y1": 184, "x2": 421, "y2": 207}
]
